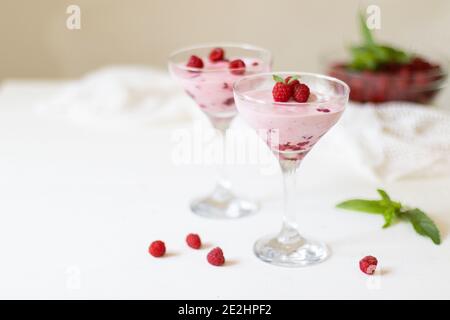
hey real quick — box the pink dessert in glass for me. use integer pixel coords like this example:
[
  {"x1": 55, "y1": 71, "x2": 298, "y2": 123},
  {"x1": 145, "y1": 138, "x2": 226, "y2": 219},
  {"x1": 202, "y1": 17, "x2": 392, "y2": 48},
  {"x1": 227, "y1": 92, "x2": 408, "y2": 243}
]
[
  {"x1": 170, "y1": 48, "x2": 270, "y2": 121},
  {"x1": 168, "y1": 44, "x2": 272, "y2": 219},
  {"x1": 237, "y1": 89, "x2": 345, "y2": 161},
  {"x1": 234, "y1": 72, "x2": 349, "y2": 267}
]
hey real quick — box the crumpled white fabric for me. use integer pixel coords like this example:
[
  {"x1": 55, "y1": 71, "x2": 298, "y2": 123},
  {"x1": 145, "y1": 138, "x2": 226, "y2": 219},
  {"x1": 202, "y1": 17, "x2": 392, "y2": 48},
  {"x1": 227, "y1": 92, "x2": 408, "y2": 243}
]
[
  {"x1": 33, "y1": 66, "x2": 450, "y2": 181},
  {"x1": 34, "y1": 66, "x2": 193, "y2": 128},
  {"x1": 338, "y1": 102, "x2": 450, "y2": 181}
]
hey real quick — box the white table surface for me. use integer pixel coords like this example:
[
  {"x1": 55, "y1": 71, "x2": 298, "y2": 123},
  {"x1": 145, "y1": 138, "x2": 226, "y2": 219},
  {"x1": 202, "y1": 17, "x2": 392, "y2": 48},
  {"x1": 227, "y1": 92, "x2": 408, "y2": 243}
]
[{"x1": 0, "y1": 80, "x2": 449, "y2": 299}]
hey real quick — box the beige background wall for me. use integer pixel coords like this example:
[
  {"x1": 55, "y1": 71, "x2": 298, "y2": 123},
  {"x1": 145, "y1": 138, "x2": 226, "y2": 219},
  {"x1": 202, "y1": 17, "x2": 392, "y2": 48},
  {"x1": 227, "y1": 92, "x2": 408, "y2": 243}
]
[{"x1": 1, "y1": 0, "x2": 449, "y2": 80}]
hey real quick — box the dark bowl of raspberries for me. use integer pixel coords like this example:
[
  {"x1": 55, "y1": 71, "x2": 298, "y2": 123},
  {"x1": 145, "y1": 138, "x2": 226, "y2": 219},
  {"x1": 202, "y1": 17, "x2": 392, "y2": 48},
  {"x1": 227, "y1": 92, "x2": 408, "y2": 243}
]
[{"x1": 326, "y1": 15, "x2": 447, "y2": 105}]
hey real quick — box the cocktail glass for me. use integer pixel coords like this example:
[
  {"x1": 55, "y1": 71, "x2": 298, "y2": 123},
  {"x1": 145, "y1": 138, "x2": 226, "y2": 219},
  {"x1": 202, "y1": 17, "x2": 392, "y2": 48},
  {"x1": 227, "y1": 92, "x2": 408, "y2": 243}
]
[
  {"x1": 169, "y1": 43, "x2": 272, "y2": 219},
  {"x1": 234, "y1": 72, "x2": 349, "y2": 266}
]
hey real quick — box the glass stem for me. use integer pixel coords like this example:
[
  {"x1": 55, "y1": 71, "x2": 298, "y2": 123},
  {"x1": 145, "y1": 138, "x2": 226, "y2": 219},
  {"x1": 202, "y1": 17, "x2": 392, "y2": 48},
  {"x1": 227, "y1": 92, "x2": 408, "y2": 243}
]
[
  {"x1": 278, "y1": 159, "x2": 302, "y2": 244},
  {"x1": 216, "y1": 126, "x2": 231, "y2": 191},
  {"x1": 210, "y1": 116, "x2": 232, "y2": 192}
]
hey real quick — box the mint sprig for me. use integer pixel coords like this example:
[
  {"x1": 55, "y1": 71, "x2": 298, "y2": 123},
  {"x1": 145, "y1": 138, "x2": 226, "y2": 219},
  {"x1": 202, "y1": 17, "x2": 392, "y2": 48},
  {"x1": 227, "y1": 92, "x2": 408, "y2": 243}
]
[
  {"x1": 273, "y1": 75, "x2": 299, "y2": 84},
  {"x1": 337, "y1": 189, "x2": 441, "y2": 245},
  {"x1": 273, "y1": 75, "x2": 284, "y2": 83},
  {"x1": 286, "y1": 75, "x2": 299, "y2": 84},
  {"x1": 348, "y1": 13, "x2": 411, "y2": 71},
  {"x1": 401, "y1": 209, "x2": 441, "y2": 245},
  {"x1": 359, "y1": 12, "x2": 375, "y2": 46}
]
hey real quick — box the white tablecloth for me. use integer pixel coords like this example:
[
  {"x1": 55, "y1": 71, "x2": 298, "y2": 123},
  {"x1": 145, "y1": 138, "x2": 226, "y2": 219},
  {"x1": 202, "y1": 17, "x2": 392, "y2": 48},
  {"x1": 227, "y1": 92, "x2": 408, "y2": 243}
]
[{"x1": 0, "y1": 80, "x2": 449, "y2": 299}]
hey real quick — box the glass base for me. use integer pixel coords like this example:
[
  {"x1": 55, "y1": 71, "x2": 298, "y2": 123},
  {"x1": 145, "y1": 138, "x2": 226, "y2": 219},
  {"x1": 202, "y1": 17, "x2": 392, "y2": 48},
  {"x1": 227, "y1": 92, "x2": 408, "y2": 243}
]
[
  {"x1": 254, "y1": 233, "x2": 329, "y2": 267},
  {"x1": 190, "y1": 185, "x2": 259, "y2": 219}
]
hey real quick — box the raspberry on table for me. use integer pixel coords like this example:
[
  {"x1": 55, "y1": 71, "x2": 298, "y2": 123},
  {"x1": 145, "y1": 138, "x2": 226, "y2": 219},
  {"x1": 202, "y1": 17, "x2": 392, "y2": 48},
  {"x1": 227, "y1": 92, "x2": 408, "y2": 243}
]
[
  {"x1": 186, "y1": 233, "x2": 202, "y2": 249},
  {"x1": 187, "y1": 55, "x2": 204, "y2": 69},
  {"x1": 229, "y1": 59, "x2": 246, "y2": 75},
  {"x1": 359, "y1": 255, "x2": 378, "y2": 275},
  {"x1": 207, "y1": 247, "x2": 225, "y2": 266},
  {"x1": 209, "y1": 47, "x2": 225, "y2": 62},
  {"x1": 149, "y1": 240, "x2": 166, "y2": 257}
]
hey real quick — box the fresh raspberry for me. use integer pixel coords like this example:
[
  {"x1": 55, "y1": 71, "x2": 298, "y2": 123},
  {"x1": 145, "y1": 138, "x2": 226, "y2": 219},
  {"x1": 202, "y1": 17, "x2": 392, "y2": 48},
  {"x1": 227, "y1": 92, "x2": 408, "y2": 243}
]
[
  {"x1": 285, "y1": 76, "x2": 300, "y2": 90},
  {"x1": 209, "y1": 47, "x2": 225, "y2": 62},
  {"x1": 186, "y1": 233, "x2": 202, "y2": 249},
  {"x1": 293, "y1": 83, "x2": 310, "y2": 102},
  {"x1": 207, "y1": 247, "x2": 225, "y2": 266},
  {"x1": 272, "y1": 82, "x2": 293, "y2": 102},
  {"x1": 149, "y1": 240, "x2": 166, "y2": 257},
  {"x1": 229, "y1": 59, "x2": 246, "y2": 75},
  {"x1": 186, "y1": 55, "x2": 204, "y2": 69},
  {"x1": 359, "y1": 255, "x2": 378, "y2": 275},
  {"x1": 410, "y1": 57, "x2": 432, "y2": 71}
]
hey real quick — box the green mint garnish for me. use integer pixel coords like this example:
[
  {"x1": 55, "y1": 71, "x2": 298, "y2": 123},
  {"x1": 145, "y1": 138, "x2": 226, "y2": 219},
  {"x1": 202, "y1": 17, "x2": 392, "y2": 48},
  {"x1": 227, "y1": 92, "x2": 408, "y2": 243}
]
[
  {"x1": 336, "y1": 199, "x2": 386, "y2": 214},
  {"x1": 273, "y1": 75, "x2": 299, "y2": 84},
  {"x1": 273, "y1": 75, "x2": 285, "y2": 83},
  {"x1": 359, "y1": 12, "x2": 375, "y2": 46},
  {"x1": 400, "y1": 209, "x2": 441, "y2": 245},
  {"x1": 348, "y1": 12, "x2": 411, "y2": 71},
  {"x1": 287, "y1": 76, "x2": 299, "y2": 84},
  {"x1": 336, "y1": 189, "x2": 441, "y2": 244}
]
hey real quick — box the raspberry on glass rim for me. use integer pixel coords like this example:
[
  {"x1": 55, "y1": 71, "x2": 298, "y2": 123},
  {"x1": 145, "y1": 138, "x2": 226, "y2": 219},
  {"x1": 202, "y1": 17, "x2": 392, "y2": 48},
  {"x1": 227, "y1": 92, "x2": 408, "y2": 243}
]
[
  {"x1": 234, "y1": 72, "x2": 349, "y2": 267},
  {"x1": 186, "y1": 55, "x2": 204, "y2": 69},
  {"x1": 229, "y1": 59, "x2": 246, "y2": 75},
  {"x1": 209, "y1": 47, "x2": 225, "y2": 62},
  {"x1": 272, "y1": 75, "x2": 310, "y2": 103},
  {"x1": 285, "y1": 76, "x2": 300, "y2": 92},
  {"x1": 272, "y1": 81, "x2": 292, "y2": 102},
  {"x1": 168, "y1": 43, "x2": 272, "y2": 219},
  {"x1": 293, "y1": 83, "x2": 310, "y2": 103}
]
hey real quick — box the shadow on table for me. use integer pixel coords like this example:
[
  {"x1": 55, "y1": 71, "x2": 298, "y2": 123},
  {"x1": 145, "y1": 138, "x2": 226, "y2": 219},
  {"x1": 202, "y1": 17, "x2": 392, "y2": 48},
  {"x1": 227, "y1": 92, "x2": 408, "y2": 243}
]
[{"x1": 224, "y1": 259, "x2": 239, "y2": 267}]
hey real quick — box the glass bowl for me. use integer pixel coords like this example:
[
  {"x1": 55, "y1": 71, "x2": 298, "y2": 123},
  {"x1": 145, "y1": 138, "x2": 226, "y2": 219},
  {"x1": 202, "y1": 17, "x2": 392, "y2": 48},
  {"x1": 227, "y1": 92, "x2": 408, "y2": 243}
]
[{"x1": 324, "y1": 51, "x2": 448, "y2": 104}]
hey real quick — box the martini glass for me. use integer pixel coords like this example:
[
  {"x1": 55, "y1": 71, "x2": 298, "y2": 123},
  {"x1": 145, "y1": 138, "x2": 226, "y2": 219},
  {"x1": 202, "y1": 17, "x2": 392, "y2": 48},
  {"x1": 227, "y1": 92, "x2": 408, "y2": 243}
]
[
  {"x1": 234, "y1": 72, "x2": 349, "y2": 266},
  {"x1": 169, "y1": 43, "x2": 272, "y2": 219}
]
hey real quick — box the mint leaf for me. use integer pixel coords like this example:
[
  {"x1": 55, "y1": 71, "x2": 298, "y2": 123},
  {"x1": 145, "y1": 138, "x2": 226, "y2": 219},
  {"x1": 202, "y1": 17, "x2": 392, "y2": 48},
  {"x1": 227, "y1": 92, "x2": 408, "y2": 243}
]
[
  {"x1": 382, "y1": 207, "x2": 395, "y2": 228},
  {"x1": 272, "y1": 75, "x2": 284, "y2": 83},
  {"x1": 373, "y1": 45, "x2": 410, "y2": 65},
  {"x1": 349, "y1": 46, "x2": 378, "y2": 70},
  {"x1": 402, "y1": 209, "x2": 441, "y2": 245},
  {"x1": 380, "y1": 45, "x2": 410, "y2": 64},
  {"x1": 348, "y1": 13, "x2": 412, "y2": 71},
  {"x1": 337, "y1": 190, "x2": 442, "y2": 245},
  {"x1": 287, "y1": 76, "x2": 299, "y2": 84},
  {"x1": 377, "y1": 189, "x2": 401, "y2": 209},
  {"x1": 359, "y1": 12, "x2": 375, "y2": 46},
  {"x1": 377, "y1": 189, "x2": 399, "y2": 227},
  {"x1": 336, "y1": 199, "x2": 385, "y2": 214},
  {"x1": 377, "y1": 189, "x2": 391, "y2": 202}
]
